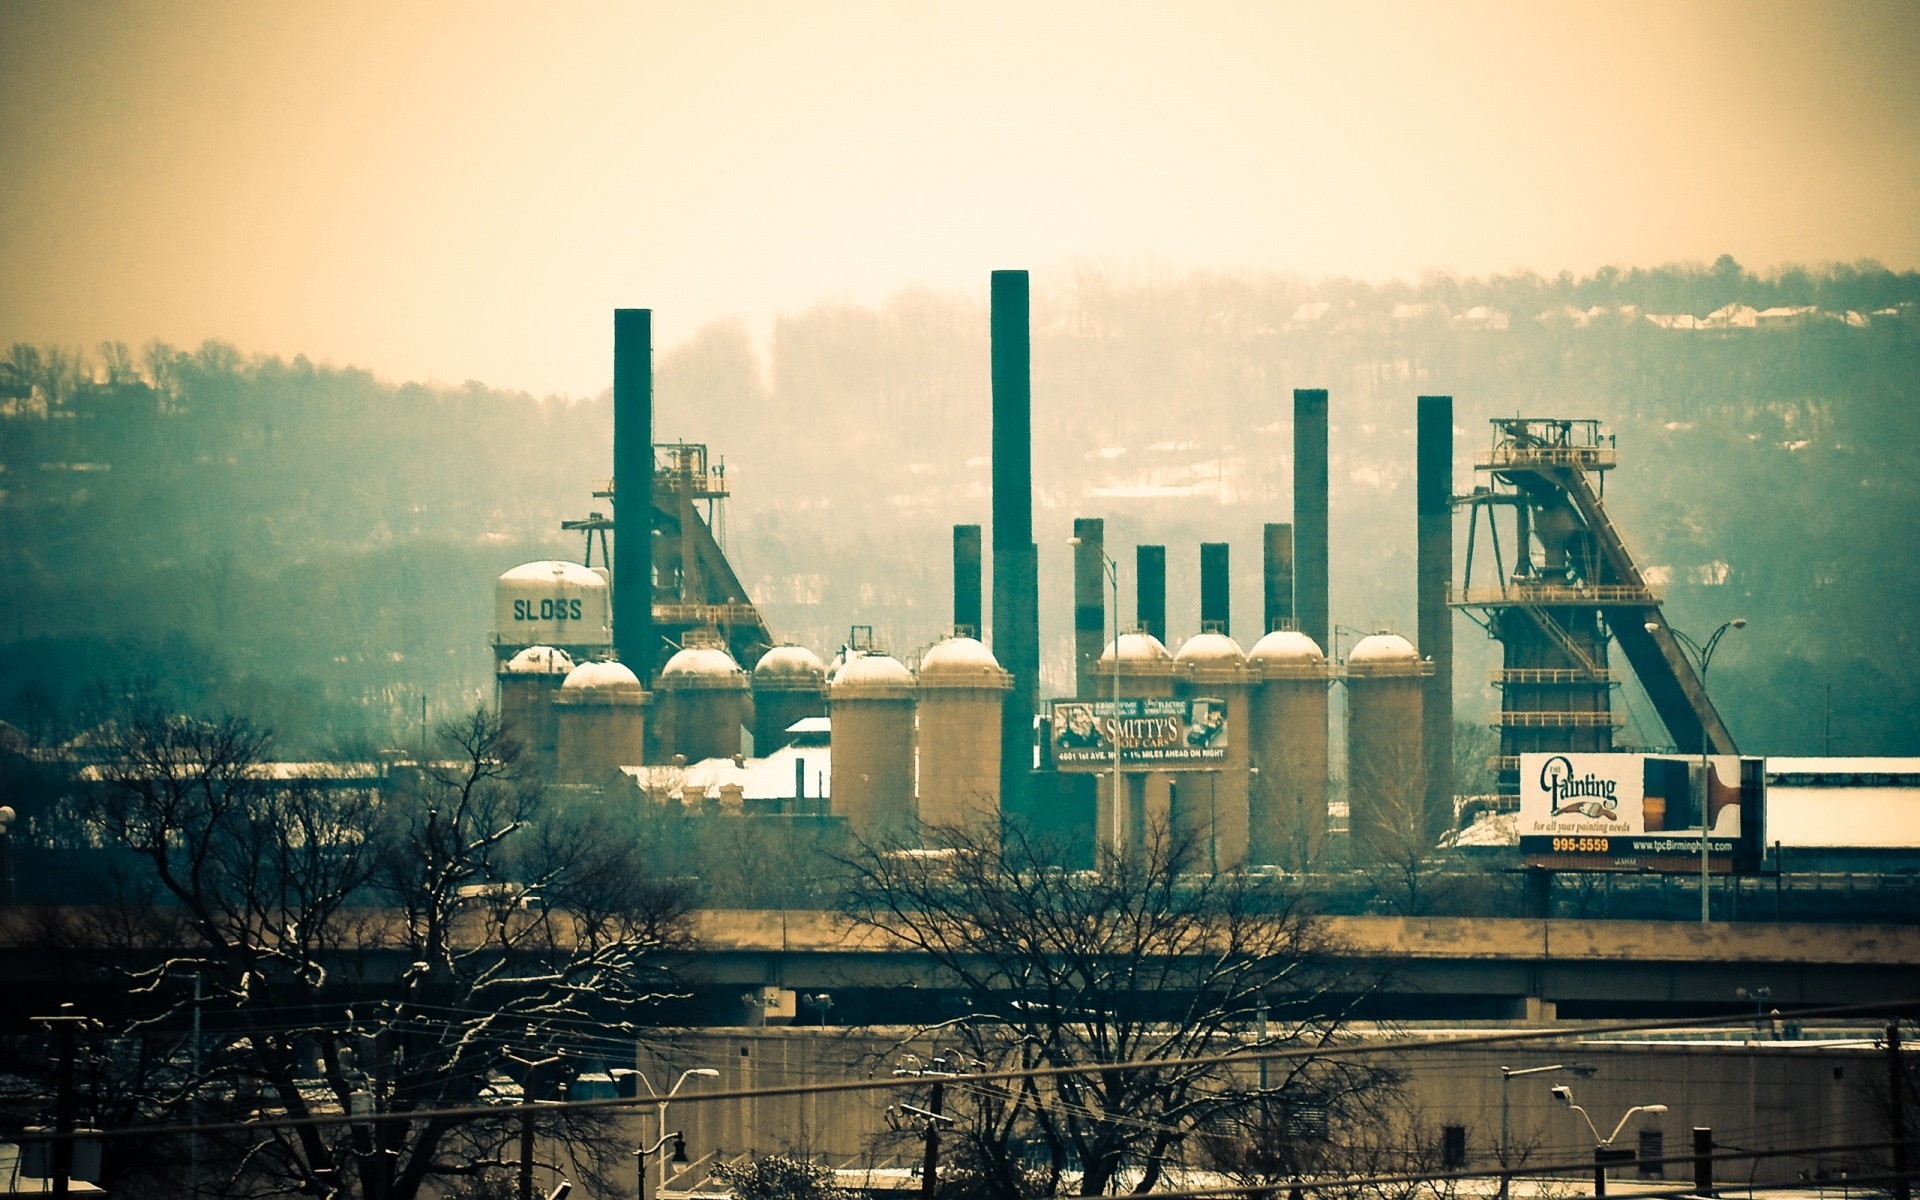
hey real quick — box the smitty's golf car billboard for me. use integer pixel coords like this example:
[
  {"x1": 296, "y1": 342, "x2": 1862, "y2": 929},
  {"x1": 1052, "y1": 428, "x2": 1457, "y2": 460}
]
[
  {"x1": 1048, "y1": 698, "x2": 1227, "y2": 769},
  {"x1": 1518, "y1": 752, "x2": 1766, "y2": 873}
]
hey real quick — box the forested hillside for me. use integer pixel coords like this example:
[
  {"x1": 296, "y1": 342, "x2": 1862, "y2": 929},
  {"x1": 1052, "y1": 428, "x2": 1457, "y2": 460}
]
[{"x1": 4, "y1": 257, "x2": 1916, "y2": 756}]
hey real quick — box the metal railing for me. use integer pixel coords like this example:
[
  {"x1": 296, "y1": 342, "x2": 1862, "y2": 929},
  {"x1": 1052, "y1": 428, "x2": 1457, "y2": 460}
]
[
  {"x1": 1491, "y1": 710, "x2": 1625, "y2": 727},
  {"x1": 1494, "y1": 668, "x2": 1615, "y2": 684},
  {"x1": 1477, "y1": 445, "x2": 1618, "y2": 470},
  {"x1": 655, "y1": 603, "x2": 763, "y2": 626},
  {"x1": 1451, "y1": 584, "x2": 1658, "y2": 606}
]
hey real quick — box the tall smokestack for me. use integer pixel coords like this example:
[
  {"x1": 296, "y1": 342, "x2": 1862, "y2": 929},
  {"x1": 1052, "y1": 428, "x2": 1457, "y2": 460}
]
[
  {"x1": 1263, "y1": 522, "x2": 1295, "y2": 633},
  {"x1": 1200, "y1": 542, "x2": 1230, "y2": 635},
  {"x1": 1136, "y1": 545, "x2": 1166, "y2": 645},
  {"x1": 1417, "y1": 394, "x2": 1455, "y2": 836},
  {"x1": 1073, "y1": 517, "x2": 1106, "y2": 698},
  {"x1": 953, "y1": 524, "x2": 983, "y2": 637},
  {"x1": 991, "y1": 270, "x2": 1039, "y2": 817},
  {"x1": 613, "y1": 308, "x2": 654, "y2": 682},
  {"x1": 1294, "y1": 388, "x2": 1329, "y2": 653}
]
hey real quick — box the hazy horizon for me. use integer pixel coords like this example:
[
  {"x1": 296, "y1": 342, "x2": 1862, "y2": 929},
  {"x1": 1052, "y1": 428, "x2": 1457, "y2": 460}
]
[{"x1": 4, "y1": 1, "x2": 1918, "y2": 396}]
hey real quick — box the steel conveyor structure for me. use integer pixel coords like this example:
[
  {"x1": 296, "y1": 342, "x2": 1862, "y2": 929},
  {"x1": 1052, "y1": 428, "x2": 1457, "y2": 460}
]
[
  {"x1": 564, "y1": 441, "x2": 774, "y2": 676},
  {"x1": 1454, "y1": 417, "x2": 1737, "y2": 797}
]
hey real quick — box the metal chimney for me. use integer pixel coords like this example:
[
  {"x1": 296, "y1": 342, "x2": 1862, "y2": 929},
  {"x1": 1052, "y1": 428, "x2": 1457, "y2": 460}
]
[
  {"x1": 1136, "y1": 544, "x2": 1167, "y2": 646},
  {"x1": 953, "y1": 524, "x2": 983, "y2": 638},
  {"x1": 1200, "y1": 542, "x2": 1230, "y2": 635},
  {"x1": 1293, "y1": 388, "x2": 1329, "y2": 653},
  {"x1": 1417, "y1": 394, "x2": 1455, "y2": 837},
  {"x1": 991, "y1": 270, "x2": 1039, "y2": 817},
  {"x1": 613, "y1": 308, "x2": 654, "y2": 682},
  {"x1": 1263, "y1": 522, "x2": 1294, "y2": 633},
  {"x1": 1073, "y1": 518, "x2": 1106, "y2": 698}
]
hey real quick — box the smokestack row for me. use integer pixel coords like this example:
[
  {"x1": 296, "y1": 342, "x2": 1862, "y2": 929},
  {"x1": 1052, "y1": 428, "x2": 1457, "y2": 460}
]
[{"x1": 502, "y1": 295, "x2": 1462, "y2": 873}]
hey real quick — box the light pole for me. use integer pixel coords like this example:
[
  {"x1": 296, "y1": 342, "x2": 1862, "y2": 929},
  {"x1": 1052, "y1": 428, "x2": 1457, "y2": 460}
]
[
  {"x1": 1497, "y1": 1063, "x2": 1593, "y2": 1200},
  {"x1": 634, "y1": 1130, "x2": 688, "y2": 1200},
  {"x1": 1069, "y1": 536, "x2": 1123, "y2": 861},
  {"x1": 1553, "y1": 1085, "x2": 1667, "y2": 1198},
  {"x1": 637, "y1": 1067, "x2": 718, "y2": 1196},
  {"x1": 1645, "y1": 617, "x2": 1745, "y2": 922}
]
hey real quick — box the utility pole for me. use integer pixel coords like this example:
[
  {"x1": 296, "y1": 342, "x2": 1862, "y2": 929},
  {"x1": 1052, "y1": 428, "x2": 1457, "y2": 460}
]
[
  {"x1": 189, "y1": 972, "x2": 203, "y2": 1200},
  {"x1": 34, "y1": 1012, "x2": 97, "y2": 1198},
  {"x1": 1693, "y1": 1127, "x2": 1715, "y2": 1198},
  {"x1": 920, "y1": 1080, "x2": 945, "y2": 1200},
  {"x1": 1891, "y1": 1023, "x2": 1912, "y2": 1200}
]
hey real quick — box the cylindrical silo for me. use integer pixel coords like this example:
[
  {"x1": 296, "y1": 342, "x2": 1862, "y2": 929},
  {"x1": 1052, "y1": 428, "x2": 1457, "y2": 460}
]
[
  {"x1": 1088, "y1": 631, "x2": 1178, "y2": 859},
  {"x1": 829, "y1": 652, "x2": 917, "y2": 845},
  {"x1": 1174, "y1": 632, "x2": 1252, "y2": 871},
  {"x1": 751, "y1": 645, "x2": 828, "y2": 754},
  {"x1": 553, "y1": 660, "x2": 648, "y2": 786},
  {"x1": 655, "y1": 644, "x2": 751, "y2": 763},
  {"x1": 1247, "y1": 630, "x2": 1331, "y2": 870},
  {"x1": 915, "y1": 636, "x2": 1012, "y2": 835},
  {"x1": 495, "y1": 561, "x2": 613, "y2": 664},
  {"x1": 1343, "y1": 633, "x2": 1432, "y2": 865},
  {"x1": 1091, "y1": 631, "x2": 1178, "y2": 701},
  {"x1": 497, "y1": 645, "x2": 574, "y2": 775}
]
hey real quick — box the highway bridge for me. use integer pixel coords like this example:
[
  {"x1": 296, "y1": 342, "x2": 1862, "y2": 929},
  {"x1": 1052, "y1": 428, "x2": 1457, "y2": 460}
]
[
  {"x1": 684, "y1": 910, "x2": 1920, "y2": 1023},
  {"x1": 1, "y1": 908, "x2": 1914, "y2": 1027}
]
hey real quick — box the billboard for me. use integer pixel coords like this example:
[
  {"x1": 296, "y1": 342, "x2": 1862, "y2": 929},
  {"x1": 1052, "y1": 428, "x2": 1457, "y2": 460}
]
[
  {"x1": 1518, "y1": 752, "x2": 1766, "y2": 873},
  {"x1": 1048, "y1": 698, "x2": 1228, "y2": 770}
]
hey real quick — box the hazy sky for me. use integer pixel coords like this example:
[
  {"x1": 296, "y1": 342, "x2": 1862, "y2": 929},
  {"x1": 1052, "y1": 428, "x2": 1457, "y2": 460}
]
[{"x1": 3, "y1": 1, "x2": 1916, "y2": 396}]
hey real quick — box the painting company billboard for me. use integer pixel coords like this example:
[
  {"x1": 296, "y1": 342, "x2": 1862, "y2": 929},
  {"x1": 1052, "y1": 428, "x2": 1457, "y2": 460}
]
[
  {"x1": 1048, "y1": 698, "x2": 1228, "y2": 770},
  {"x1": 1519, "y1": 752, "x2": 1766, "y2": 873}
]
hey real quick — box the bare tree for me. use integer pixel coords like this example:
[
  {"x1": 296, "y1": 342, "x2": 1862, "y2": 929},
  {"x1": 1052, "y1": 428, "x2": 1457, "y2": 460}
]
[
  {"x1": 840, "y1": 820, "x2": 1386, "y2": 1198},
  {"x1": 40, "y1": 698, "x2": 694, "y2": 1199}
]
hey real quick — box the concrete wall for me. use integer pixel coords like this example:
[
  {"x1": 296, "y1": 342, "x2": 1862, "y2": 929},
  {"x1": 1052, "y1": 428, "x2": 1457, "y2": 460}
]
[{"x1": 625, "y1": 1027, "x2": 1904, "y2": 1194}]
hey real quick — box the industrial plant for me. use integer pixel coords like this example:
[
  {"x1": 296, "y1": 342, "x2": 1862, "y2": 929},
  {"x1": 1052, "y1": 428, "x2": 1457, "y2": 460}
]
[{"x1": 485, "y1": 270, "x2": 1838, "y2": 882}]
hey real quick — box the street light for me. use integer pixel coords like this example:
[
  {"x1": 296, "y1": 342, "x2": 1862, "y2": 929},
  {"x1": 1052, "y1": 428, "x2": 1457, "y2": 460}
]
[
  {"x1": 507, "y1": 1050, "x2": 563, "y2": 1200},
  {"x1": 635, "y1": 1067, "x2": 718, "y2": 1195},
  {"x1": 1553, "y1": 1085, "x2": 1667, "y2": 1198},
  {"x1": 1645, "y1": 617, "x2": 1746, "y2": 922},
  {"x1": 1497, "y1": 1063, "x2": 1595, "y2": 1200},
  {"x1": 634, "y1": 1131, "x2": 689, "y2": 1200},
  {"x1": 1069, "y1": 536, "x2": 1123, "y2": 861}
]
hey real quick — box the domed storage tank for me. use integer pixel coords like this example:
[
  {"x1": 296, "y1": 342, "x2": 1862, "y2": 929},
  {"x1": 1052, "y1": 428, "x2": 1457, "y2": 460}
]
[
  {"x1": 498, "y1": 645, "x2": 574, "y2": 773},
  {"x1": 1091, "y1": 631, "x2": 1178, "y2": 700},
  {"x1": 655, "y1": 644, "x2": 751, "y2": 763},
  {"x1": 552, "y1": 660, "x2": 648, "y2": 785},
  {"x1": 915, "y1": 636, "x2": 1012, "y2": 834},
  {"x1": 495, "y1": 561, "x2": 612, "y2": 662},
  {"x1": 1087, "y1": 631, "x2": 1178, "y2": 859},
  {"x1": 1174, "y1": 632, "x2": 1252, "y2": 871},
  {"x1": 1247, "y1": 630, "x2": 1332, "y2": 869},
  {"x1": 829, "y1": 652, "x2": 917, "y2": 844},
  {"x1": 752, "y1": 645, "x2": 829, "y2": 754},
  {"x1": 1343, "y1": 632, "x2": 1433, "y2": 864}
]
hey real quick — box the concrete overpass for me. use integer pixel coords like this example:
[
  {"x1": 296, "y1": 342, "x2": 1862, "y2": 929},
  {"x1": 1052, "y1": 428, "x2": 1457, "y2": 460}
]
[
  {"x1": 0, "y1": 908, "x2": 1913, "y2": 1025},
  {"x1": 687, "y1": 910, "x2": 1920, "y2": 1022}
]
